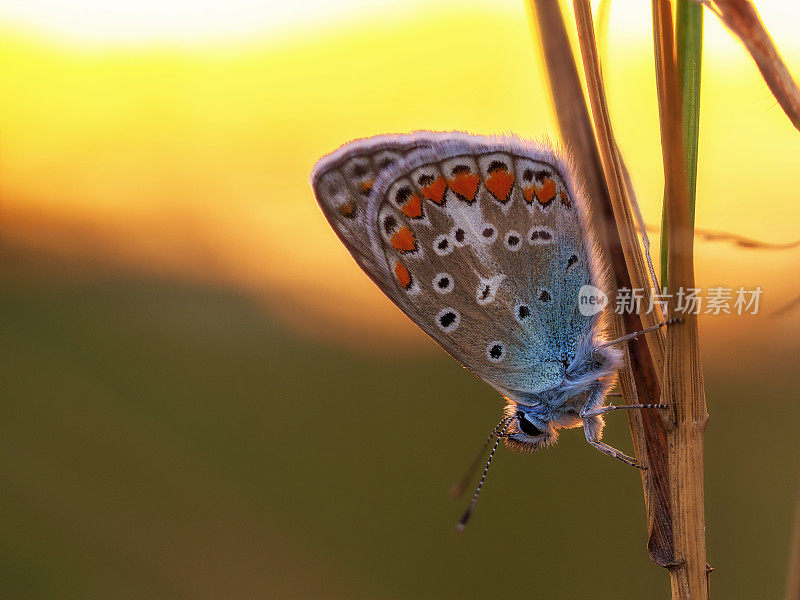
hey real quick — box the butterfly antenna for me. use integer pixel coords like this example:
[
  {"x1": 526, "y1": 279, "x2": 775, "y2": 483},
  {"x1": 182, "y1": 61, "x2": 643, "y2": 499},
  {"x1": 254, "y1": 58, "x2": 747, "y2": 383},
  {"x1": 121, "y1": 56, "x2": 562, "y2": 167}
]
[
  {"x1": 449, "y1": 415, "x2": 512, "y2": 500},
  {"x1": 456, "y1": 419, "x2": 512, "y2": 533}
]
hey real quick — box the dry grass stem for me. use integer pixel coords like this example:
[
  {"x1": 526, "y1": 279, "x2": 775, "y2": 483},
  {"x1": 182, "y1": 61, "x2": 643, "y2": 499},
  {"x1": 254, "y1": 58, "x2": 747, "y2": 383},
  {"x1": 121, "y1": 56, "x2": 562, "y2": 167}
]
[
  {"x1": 708, "y1": 0, "x2": 800, "y2": 131},
  {"x1": 653, "y1": 1, "x2": 710, "y2": 598},
  {"x1": 773, "y1": 294, "x2": 800, "y2": 318},
  {"x1": 571, "y1": 0, "x2": 667, "y2": 357},
  {"x1": 786, "y1": 466, "x2": 800, "y2": 600},
  {"x1": 645, "y1": 224, "x2": 800, "y2": 250},
  {"x1": 529, "y1": 0, "x2": 675, "y2": 567}
]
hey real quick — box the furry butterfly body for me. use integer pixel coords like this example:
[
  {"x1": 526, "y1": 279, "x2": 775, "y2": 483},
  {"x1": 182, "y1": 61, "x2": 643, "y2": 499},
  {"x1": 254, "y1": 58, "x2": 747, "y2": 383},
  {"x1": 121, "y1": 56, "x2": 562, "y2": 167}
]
[{"x1": 311, "y1": 132, "x2": 630, "y2": 460}]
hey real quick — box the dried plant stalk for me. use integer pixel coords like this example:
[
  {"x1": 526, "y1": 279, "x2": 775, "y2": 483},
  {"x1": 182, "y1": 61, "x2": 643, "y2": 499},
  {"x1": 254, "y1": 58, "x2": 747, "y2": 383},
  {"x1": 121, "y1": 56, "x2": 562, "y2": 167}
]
[
  {"x1": 709, "y1": 0, "x2": 800, "y2": 131},
  {"x1": 529, "y1": 0, "x2": 674, "y2": 567},
  {"x1": 570, "y1": 1, "x2": 667, "y2": 365},
  {"x1": 786, "y1": 467, "x2": 800, "y2": 600},
  {"x1": 653, "y1": 1, "x2": 710, "y2": 599},
  {"x1": 572, "y1": 0, "x2": 682, "y2": 565},
  {"x1": 646, "y1": 224, "x2": 800, "y2": 250}
]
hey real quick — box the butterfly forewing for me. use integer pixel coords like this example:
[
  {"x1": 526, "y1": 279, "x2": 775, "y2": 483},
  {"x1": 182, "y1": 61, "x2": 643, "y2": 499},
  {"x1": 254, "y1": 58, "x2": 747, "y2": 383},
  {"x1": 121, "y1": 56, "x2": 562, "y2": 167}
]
[
  {"x1": 311, "y1": 134, "x2": 436, "y2": 287},
  {"x1": 312, "y1": 133, "x2": 599, "y2": 402}
]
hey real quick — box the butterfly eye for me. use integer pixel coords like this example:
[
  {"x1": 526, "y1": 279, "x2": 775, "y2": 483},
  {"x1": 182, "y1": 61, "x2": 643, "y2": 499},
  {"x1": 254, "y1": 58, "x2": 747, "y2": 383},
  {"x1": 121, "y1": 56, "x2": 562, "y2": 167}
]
[{"x1": 516, "y1": 411, "x2": 543, "y2": 437}]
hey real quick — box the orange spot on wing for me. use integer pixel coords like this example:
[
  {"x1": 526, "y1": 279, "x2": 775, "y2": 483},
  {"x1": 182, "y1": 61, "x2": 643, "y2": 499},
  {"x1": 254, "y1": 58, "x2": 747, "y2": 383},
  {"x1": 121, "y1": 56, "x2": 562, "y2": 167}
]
[
  {"x1": 448, "y1": 173, "x2": 479, "y2": 202},
  {"x1": 339, "y1": 201, "x2": 355, "y2": 218},
  {"x1": 535, "y1": 177, "x2": 556, "y2": 204},
  {"x1": 485, "y1": 169, "x2": 514, "y2": 202},
  {"x1": 394, "y1": 260, "x2": 412, "y2": 289},
  {"x1": 420, "y1": 177, "x2": 447, "y2": 204},
  {"x1": 390, "y1": 226, "x2": 417, "y2": 252},
  {"x1": 359, "y1": 180, "x2": 374, "y2": 196},
  {"x1": 400, "y1": 193, "x2": 423, "y2": 219},
  {"x1": 523, "y1": 186, "x2": 536, "y2": 203},
  {"x1": 560, "y1": 190, "x2": 572, "y2": 208}
]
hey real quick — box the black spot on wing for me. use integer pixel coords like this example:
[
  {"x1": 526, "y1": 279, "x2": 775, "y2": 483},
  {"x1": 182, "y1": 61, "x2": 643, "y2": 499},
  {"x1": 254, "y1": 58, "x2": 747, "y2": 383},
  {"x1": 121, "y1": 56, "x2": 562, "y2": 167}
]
[
  {"x1": 351, "y1": 163, "x2": 368, "y2": 178},
  {"x1": 395, "y1": 186, "x2": 413, "y2": 204}
]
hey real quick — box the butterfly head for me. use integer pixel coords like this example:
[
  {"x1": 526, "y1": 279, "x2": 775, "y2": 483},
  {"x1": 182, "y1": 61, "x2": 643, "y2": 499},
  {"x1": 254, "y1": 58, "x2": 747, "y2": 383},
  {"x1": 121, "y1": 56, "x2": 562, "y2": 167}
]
[{"x1": 502, "y1": 401, "x2": 559, "y2": 452}]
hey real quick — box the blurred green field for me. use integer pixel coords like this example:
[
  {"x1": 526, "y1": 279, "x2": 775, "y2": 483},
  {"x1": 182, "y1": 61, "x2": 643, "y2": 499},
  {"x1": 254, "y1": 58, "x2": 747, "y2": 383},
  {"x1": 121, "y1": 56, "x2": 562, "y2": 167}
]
[{"x1": 2, "y1": 244, "x2": 798, "y2": 599}]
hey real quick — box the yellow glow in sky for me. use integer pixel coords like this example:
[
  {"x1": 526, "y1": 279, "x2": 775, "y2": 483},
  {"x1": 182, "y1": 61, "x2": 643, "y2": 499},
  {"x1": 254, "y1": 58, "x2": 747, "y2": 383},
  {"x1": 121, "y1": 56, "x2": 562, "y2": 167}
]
[
  {"x1": 1, "y1": 0, "x2": 799, "y2": 52},
  {"x1": 1, "y1": 2, "x2": 799, "y2": 368}
]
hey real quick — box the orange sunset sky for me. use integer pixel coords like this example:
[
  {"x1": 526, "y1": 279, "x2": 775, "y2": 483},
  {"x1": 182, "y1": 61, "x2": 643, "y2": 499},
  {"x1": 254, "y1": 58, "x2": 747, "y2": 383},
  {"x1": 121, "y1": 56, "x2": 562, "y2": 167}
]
[{"x1": 2, "y1": 0, "x2": 799, "y2": 372}]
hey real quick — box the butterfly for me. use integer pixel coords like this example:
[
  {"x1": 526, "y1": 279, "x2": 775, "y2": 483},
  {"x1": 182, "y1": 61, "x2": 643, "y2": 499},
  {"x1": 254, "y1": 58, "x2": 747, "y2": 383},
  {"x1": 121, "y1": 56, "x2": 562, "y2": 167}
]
[{"x1": 311, "y1": 132, "x2": 665, "y2": 525}]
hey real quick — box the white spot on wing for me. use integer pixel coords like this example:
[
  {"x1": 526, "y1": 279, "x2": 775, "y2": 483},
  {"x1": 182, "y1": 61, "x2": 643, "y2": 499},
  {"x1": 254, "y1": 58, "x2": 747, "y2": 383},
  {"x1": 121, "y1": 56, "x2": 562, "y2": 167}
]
[
  {"x1": 479, "y1": 223, "x2": 497, "y2": 244},
  {"x1": 514, "y1": 303, "x2": 532, "y2": 323},
  {"x1": 527, "y1": 225, "x2": 556, "y2": 245},
  {"x1": 432, "y1": 273, "x2": 454, "y2": 294},
  {"x1": 486, "y1": 341, "x2": 506, "y2": 362},
  {"x1": 475, "y1": 273, "x2": 505, "y2": 306},
  {"x1": 433, "y1": 234, "x2": 453, "y2": 256},
  {"x1": 436, "y1": 307, "x2": 461, "y2": 332},
  {"x1": 504, "y1": 230, "x2": 522, "y2": 251},
  {"x1": 450, "y1": 225, "x2": 468, "y2": 247}
]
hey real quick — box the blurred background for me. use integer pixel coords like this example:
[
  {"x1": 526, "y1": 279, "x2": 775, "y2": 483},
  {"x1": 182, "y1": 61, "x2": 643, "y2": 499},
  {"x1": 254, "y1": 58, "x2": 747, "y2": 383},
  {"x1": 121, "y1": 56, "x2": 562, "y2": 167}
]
[{"x1": 1, "y1": 1, "x2": 799, "y2": 598}]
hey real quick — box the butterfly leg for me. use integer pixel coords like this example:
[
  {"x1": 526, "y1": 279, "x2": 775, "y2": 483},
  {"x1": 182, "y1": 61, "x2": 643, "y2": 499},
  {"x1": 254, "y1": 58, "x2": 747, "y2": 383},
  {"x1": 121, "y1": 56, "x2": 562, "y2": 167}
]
[
  {"x1": 586, "y1": 437, "x2": 645, "y2": 469},
  {"x1": 582, "y1": 416, "x2": 644, "y2": 469},
  {"x1": 595, "y1": 318, "x2": 683, "y2": 351}
]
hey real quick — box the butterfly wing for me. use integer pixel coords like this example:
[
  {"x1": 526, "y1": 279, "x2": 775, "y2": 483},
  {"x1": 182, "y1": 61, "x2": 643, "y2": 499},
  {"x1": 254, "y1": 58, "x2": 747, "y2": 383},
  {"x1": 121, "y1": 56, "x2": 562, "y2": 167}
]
[
  {"x1": 311, "y1": 133, "x2": 436, "y2": 289},
  {"x1": 312, "y1": 132, "x2": 602, "y2": 403}
]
